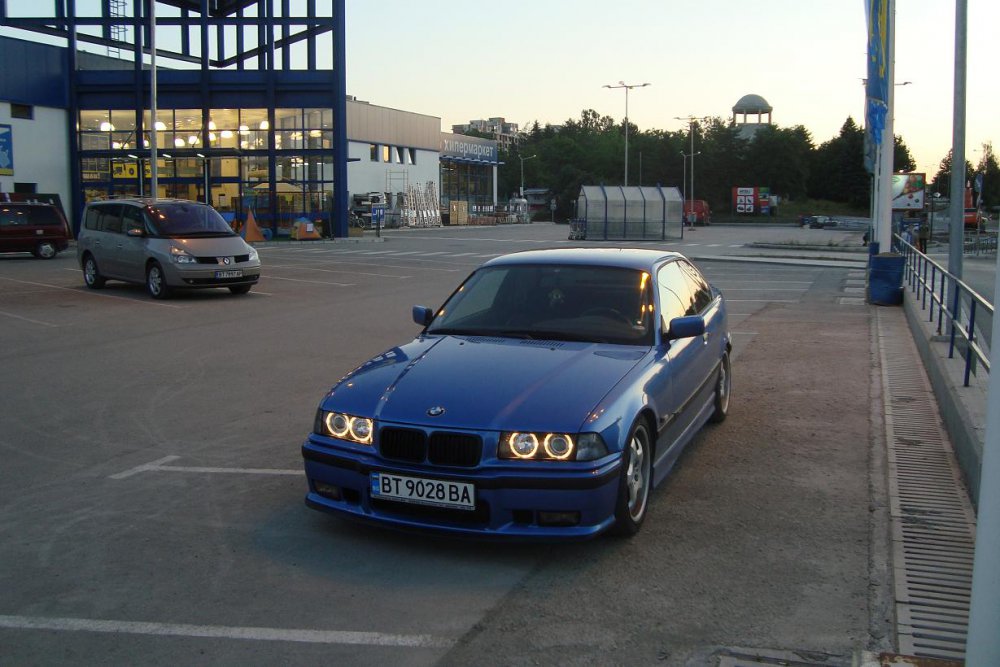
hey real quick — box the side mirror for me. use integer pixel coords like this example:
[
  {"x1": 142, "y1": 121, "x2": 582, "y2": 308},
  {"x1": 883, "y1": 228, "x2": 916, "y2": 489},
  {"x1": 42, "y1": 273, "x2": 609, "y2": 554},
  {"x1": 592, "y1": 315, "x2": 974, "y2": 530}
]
[
  {"x1": 665, "y1": 315, "x2": 706, "y2": 340},
  {"x1": 412, "y1": 305, "x2": 434, "y2": 327},
  {"x1": 126, "y1": 227, "x2": 145, "y2": 237}
]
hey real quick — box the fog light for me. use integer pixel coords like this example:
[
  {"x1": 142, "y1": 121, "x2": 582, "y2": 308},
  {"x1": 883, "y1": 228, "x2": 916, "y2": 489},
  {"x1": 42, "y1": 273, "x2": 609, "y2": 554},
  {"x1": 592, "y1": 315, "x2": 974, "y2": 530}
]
[
  {"x1": 314, "y1": 481, "x2": 342, "y2": 501},
  {"x1": 538, "y1": 511, "x2": 580, "y2": 527}
]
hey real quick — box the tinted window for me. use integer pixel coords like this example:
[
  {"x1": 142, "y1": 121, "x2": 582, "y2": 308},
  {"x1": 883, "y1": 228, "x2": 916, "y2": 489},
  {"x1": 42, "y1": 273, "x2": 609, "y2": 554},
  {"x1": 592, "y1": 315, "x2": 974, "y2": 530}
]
[
  {"x1": 679, "y1": 261, "x2": 714, "y2": 313},
  {"x1": 657, "y1": 262, "x2": 693, "y2": 321},
  {"x1": 121, "y1": 206, "x2": 145, "y2": 233},
  {"x1": 147, "y1": 202, "x2": 235, "y2": 237},
  {"x1": 84, "y1": 207, "x2": 101, "y2": 230},
  {"x1": 99, "y1": 205, "x2": 124, "y2": 234},
  {"x1": 0, "y1": 205, "x2": 61, "y2": 227}
]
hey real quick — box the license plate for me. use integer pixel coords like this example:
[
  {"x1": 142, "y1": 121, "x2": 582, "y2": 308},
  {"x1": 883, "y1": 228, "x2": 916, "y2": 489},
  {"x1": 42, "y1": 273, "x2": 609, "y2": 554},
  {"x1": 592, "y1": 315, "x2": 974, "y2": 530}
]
[
  {"x1": 370, "y1": 472, "x2": 475, "y2": 511},
  {"x1": 215, "y1": 269, "x2": 243, "y2": 278}
]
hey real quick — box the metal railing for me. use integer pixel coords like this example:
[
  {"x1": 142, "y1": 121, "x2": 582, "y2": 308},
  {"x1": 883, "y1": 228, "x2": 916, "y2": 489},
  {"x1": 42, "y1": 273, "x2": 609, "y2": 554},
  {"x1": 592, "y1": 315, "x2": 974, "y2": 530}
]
[{"x1": 895, "y1": 234, "x2": 993, "y2": 386}]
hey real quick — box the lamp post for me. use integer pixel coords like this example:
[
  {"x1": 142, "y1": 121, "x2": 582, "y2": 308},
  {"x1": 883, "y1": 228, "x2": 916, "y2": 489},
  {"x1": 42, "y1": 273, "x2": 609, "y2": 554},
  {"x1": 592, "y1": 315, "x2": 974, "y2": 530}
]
[
  {"x1": 675, "y1": 116, "x2": 705, "y2": 226},
  {"x1": 519, "y1": 154, "x2": 536, "y2": 198},
  {"x1": 604, "y1": 81, "x2": 650, "y2": 186},
  {"x1": 680, "y1": 150, "x2": 701, "y2": 226}
]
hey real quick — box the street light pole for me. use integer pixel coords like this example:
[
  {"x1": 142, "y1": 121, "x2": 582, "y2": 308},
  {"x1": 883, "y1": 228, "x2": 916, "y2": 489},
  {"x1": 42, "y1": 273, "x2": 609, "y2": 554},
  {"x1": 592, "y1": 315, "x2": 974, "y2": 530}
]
[
  {"x1": 675, "y1": 116, "x2": 704, "y2": 226},
  {"x1": 519, "y1": 154, "x2": 536, "y2": 198},
  {"x1": 604, "y1": 81, "x2": 650, "y2": 187}
]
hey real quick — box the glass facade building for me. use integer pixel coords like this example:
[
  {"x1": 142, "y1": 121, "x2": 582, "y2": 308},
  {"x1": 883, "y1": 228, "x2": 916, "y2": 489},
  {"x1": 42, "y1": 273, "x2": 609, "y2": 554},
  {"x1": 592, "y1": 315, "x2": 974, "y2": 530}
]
[{"x1": 1, "y1": 0, "x2": 349, "y2": 237}]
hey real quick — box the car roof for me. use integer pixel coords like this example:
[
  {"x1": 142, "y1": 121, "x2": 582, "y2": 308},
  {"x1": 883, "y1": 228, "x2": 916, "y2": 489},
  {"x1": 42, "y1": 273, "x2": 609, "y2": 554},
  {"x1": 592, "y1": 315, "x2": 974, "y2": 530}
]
[
  {"x1": 483, "y1": 247, "x2": 684, "y2": 271},
  {"x1": 86, "y1": 198, "x2": 210, "y2": 208}
]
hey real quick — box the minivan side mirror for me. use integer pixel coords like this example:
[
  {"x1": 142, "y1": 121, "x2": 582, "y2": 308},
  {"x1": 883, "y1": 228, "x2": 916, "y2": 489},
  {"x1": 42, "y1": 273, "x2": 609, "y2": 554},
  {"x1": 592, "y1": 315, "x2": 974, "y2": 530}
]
[
  {"x1": 665, "y1": 315, "x2": 706, "y2": 341},
  {"x1": 126, "y1": 227, "x2": 145, "y2": 237},
  {"x1": 412, "y1": 305, "x2": 434, "y2": 327}
]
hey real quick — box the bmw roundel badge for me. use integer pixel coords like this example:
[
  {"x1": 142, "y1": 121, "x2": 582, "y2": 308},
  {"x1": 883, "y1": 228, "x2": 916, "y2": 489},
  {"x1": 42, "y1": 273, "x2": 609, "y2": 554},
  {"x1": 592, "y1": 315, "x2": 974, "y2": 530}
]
[{"x1": 427, "y1": 406, "x2": 445, "y2": 417}]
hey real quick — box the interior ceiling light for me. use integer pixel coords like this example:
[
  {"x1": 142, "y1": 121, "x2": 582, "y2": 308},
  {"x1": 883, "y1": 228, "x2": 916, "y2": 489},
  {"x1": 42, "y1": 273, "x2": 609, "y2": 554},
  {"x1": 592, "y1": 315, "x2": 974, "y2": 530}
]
[
  {"x1": 220, "y1": 130, "x2": 233, "y2": 139},
  {"x1": 209, "y1": 133, "x2": 217, "y2": 142},
  {"x1": 239, "y1": 124, "x2": 250, "y2": 135},
  {"x1": 174, "y1": 137, "x2": 185, "y2": 148},
  {"x1": 208, "y1": 120, "x2": 217, "y2": 131},
  {"x1": 99, "y1": 121, "x2": 115, "y2": 132},
  {"x1": 154, "y1": 121, "x2": 167, "y2": 131},
  {"x1": 188, "y1": 135, "x2": 199, "y2": 145},
  {"x1": 259, "y1": 120, "x2": 269, "y2": 130}
]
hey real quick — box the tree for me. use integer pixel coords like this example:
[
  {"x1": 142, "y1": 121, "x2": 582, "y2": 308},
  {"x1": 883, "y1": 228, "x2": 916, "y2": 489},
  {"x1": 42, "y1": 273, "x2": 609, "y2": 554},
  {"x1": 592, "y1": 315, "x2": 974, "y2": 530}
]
[
  {"x1": 929, "y1": 150, "x2": 976, "y2": 198},
  {"x1": 744, "y1": 124, "x2": 813, "y2": 201},
  {"x1": 975, "y1": 142, "x2": 999, "y2": 208}
]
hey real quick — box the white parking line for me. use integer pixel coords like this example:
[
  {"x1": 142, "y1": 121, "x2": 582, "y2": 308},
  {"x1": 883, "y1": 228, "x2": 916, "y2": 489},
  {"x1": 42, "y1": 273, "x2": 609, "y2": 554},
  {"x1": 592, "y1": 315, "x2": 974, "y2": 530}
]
[
  {"x1": 111, "y1": 455, "x2": 301, "y2": 478},
  {"x1": 0, "y1": 615, "x2": 452, "y2": 648},
  {"x1": 265, "y1": 275, "x2": 357, "y2": 287},
  {"x1": 0, "y1": 277, "x2": 183, "y2": 308},
  {"x1": 0, "y1": 309, "x2": 60, "y2": 328}
]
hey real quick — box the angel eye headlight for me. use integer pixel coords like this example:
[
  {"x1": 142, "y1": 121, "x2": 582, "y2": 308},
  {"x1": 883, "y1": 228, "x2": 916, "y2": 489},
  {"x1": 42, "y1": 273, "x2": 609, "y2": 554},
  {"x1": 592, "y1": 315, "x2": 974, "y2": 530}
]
[
  {"x1": 349, "y1": 417, "x2": 373, "y2": 444},
  {"x1": 543, "y1": 433, "x2": 574, "y2": 460},
  {"x1": 507, "y1": 432, "x2": 538, "y2": 459},
  {"x1": 318, "y1": 411, "x2": 373, "y2": 445},
  {"x1": 325, "y1": 412, "x2": 350, "y2": 438}
]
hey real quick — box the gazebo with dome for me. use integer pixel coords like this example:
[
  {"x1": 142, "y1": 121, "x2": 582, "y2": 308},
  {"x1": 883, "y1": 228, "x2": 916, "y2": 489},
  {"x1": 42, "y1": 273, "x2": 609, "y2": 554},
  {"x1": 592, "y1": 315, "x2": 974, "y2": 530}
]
[{"x1": 732, "y1": 94, "x2": 773, "y2": 139}]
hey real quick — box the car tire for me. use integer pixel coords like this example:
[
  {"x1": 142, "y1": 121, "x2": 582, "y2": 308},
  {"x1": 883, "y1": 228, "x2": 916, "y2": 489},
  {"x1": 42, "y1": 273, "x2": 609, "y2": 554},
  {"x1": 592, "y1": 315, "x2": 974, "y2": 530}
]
[
  {"x1": 229, "y1": 284, "x2": 252, "y2": 295},
  {"x1": 709, "y1": 351, "x2": 732, "y2": 424},
  {"x1": 33, "y1": 241, "x2": 58, "y2": 259},
  {"x1": 82, "y1": 254, "x2": 106, "y2": 289},
  {"x1": 146, "y1": 262, "x2": 172, "y2": 300},
  {"x1": 612, "y1": 417, "x2": 653, "y2": 536}
]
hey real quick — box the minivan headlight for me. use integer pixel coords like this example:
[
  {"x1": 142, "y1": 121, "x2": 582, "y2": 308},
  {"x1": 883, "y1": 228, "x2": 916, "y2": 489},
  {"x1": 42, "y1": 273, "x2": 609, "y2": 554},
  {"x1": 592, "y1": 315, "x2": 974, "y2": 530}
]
[
  {"x1": 170, "y1": 246, "x2": 197, "y2": 264},
  {"x1": 247, "y1": 246, "x2": 258, "y2": 262}
]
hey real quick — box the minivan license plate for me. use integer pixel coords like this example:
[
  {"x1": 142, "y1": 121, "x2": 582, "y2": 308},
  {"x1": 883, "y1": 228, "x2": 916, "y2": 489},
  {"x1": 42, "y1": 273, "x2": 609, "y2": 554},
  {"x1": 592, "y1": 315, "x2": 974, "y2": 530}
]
[
  {"x1": 370, "y1": 472, "x2": 475, "y2": 511},
  {"x1": 215, "y1": 269, "x2": 243, "y2": 278}
]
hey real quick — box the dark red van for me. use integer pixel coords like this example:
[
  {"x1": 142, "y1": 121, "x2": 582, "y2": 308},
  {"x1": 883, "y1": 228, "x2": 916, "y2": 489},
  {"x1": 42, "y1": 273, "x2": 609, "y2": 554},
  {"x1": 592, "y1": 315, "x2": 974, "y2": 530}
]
[{"x1": 0, "y1": 202, "x2": 72, "y2": 259}]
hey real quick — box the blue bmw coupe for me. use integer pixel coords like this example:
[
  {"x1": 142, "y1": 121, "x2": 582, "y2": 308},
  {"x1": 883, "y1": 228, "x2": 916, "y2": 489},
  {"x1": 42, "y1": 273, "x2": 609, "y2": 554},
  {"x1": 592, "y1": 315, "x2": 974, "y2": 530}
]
[{"x1": 302, "y1": 248, "x2": 731, "y2": 539}]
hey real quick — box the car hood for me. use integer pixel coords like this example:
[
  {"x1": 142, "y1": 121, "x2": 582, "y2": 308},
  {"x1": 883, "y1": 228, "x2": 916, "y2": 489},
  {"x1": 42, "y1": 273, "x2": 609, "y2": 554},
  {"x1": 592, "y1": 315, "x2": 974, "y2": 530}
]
[
  {"x1": 321, "y1": 335, "x2": 648, "y2": 433},
  {"x1": 162, "y1": 236, "x2": 252, "y2": 256}
]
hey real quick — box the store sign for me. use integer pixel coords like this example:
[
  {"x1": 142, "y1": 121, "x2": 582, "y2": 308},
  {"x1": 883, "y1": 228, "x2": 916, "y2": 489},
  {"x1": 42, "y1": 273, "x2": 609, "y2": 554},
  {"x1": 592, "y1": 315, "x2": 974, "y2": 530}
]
[
  {"x1": 112, "y1": 162, "x2": 152, "y2": 179},
  {"x1": 440, "y1": 134, "x2": 497, "y2": 162},
  {"x1": 732, "y1": 186, "x2": 771, "y2": 215},
  {"x1": 0, "y1": 124, "x2": 13, "y2": 176}
]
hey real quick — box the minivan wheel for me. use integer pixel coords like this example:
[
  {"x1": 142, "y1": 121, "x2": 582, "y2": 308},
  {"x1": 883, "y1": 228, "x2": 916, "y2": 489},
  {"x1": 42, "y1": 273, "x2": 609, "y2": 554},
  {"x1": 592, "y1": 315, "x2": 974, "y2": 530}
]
[
  {"x1": 83, "y1": 255, "x2": 106, "y2": 289},
  {"x1": 229, "y1": 284, "x2": 252, "y2": 295},
  {"x1": 33, "y1": 241, "x2": 58, "y2": 259},
  {"x1": 146, "y1": 262, "x2": 171, "y2": 299}
]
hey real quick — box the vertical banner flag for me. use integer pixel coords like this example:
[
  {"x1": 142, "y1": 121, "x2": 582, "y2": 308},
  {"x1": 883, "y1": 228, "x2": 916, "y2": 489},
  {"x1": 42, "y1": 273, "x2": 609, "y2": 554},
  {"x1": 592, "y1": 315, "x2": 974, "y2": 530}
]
[{"x1": 865, "y1": 0, "x2": 890, "y2": 147}]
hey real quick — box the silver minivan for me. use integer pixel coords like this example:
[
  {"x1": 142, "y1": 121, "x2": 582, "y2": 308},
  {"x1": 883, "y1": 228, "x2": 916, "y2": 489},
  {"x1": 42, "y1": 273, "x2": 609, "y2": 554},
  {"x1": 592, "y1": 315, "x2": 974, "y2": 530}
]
[{"x1": 77, "y1": 199, "x2": 261, "y2": 299}]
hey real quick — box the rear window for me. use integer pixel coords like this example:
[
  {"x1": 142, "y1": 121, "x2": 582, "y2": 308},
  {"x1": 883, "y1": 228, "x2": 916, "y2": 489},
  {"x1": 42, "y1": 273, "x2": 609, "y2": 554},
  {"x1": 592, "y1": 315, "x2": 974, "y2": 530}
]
[
  {"x1": 147, "y1": 203, "x2": 235, "y2": 237},
  {"x1": 0, "y1": 205, "x2": 63, "y2": 227}
]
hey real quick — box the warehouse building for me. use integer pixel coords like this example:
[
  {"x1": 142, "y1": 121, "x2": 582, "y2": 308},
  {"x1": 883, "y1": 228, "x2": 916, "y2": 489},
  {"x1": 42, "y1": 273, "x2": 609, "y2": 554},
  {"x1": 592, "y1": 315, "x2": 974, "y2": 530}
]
[{"x1": 0, "y1": 1, "x2": 497, "y2": 236}]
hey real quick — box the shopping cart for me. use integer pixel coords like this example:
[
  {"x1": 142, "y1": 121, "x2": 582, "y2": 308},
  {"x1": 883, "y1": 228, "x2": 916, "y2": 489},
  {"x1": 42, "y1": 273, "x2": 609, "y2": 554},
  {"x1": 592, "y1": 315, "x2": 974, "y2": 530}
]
[{"x1": 568, "y1": 219, "x2": 587, "y2": 241}]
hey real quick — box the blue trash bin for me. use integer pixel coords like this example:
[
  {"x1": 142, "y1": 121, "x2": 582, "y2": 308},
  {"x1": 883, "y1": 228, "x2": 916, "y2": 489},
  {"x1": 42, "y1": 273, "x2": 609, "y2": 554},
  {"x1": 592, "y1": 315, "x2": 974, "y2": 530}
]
[{"x1": 869, "y1": 252, "x2": 905, "y2": 305}]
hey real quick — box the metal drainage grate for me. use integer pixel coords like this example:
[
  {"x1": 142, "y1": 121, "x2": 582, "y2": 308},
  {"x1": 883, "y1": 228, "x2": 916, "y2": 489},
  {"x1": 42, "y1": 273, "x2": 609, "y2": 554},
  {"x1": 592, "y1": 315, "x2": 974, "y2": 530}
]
[{"x1": 876, "y1": 309, "x2": 977, "y2": 661}]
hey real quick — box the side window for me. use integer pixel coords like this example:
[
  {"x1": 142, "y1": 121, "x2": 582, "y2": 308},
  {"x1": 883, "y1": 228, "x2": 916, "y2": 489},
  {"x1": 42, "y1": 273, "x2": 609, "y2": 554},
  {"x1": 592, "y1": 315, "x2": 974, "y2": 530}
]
[
  {"x1": 679, "y1": 261, "x2": 714, "y2": 313},
  {"x1": 656, "y1": 262, "x2": 691, "y2": 323},
  {"x1": 100, "y1": 205, "x2": 123, "y2": 234},
  {"x1": 84, "y1": 207, "x2": 101, "y2": 230},
  {"x1": 121, "y1": 206, "x2": 145, "y2": 234}
]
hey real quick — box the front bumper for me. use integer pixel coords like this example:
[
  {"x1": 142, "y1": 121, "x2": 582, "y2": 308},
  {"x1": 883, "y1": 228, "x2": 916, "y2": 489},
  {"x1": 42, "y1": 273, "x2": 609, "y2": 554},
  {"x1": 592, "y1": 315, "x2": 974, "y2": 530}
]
[
  {"x1": 302, "y1": 438, "x2": 623, "y2": 540},
  {"x1": 164, "y1": 261, "x2": 260, "y2": 288}
]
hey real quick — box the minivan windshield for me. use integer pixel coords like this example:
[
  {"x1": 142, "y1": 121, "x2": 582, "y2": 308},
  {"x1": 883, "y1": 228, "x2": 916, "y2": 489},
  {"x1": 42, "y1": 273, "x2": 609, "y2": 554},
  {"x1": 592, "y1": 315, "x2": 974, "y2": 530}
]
[{"x1": 146, "y1": 203, "x2": 235, "y2": 238}]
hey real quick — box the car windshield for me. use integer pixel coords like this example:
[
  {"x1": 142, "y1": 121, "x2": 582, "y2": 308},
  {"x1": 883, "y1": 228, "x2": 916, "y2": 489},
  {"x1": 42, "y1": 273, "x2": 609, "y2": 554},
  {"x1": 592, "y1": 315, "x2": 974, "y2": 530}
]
[
  {"x1": 427, "y1": 264, "x2": 655, "y2": 346},
  {"x1": 146, "y1": 203, "x2": 235, "y2": 237}
]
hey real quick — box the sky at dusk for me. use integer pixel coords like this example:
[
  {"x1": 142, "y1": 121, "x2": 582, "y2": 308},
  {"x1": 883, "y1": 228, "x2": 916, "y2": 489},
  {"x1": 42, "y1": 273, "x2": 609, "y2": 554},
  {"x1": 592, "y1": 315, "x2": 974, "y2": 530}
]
[{"x1": 345, "y1": 0, "x2": 998, "y2": 178}]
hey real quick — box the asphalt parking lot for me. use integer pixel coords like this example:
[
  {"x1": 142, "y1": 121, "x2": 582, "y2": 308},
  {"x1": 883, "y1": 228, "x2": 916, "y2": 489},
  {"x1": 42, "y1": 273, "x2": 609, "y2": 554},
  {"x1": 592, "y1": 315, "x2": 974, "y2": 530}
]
[{"x1": 0, "y1": 227, "x2": 886, "y2": 665}]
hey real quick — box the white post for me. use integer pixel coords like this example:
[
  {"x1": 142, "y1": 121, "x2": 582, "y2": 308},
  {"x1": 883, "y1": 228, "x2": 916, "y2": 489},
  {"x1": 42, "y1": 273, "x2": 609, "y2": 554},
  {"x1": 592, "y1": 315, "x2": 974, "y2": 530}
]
[
  {"x1": 624, "y1": 86, "x2": 629, "y2": 187},
  {"x1": 149, "y1": 0, "x2": 158, "y2": 202},
  {"x1": 876, "y1": 0, "x2": 895, "y2": 252}
]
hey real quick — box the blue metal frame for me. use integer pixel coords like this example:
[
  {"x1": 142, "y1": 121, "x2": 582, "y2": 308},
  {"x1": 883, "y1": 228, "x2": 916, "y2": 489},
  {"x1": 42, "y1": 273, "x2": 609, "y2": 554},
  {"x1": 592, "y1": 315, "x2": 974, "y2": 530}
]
[
  {"x1": 897, "y1": 233, "x2": 992, "y2": 385},
  {"x1": 0, "y1": 0, "x2": 348, "y2": 238}
]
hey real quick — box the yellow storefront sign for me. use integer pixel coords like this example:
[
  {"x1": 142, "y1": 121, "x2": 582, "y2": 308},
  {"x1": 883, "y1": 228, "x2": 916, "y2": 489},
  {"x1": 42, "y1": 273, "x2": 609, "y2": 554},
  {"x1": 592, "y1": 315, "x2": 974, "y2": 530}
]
[{"x1": 112, "y1": 162, "x2": 153, "y2": 179}]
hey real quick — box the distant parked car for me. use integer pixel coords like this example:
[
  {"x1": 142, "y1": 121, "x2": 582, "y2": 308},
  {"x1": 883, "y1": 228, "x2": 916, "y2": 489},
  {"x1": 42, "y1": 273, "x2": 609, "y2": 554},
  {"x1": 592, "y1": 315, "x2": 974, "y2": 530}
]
[
  {"x1": 0, "y1": 202, "x2": 71, "y2": 259},
  {"x1": 808, "y1": 215, "x2": 838, "y2": 229},
  {"x1": 77, "y1": 198, "x2": 260, "y2": 299},
  {"x1": 302, "y1": 248, "x2": 732, "y2": 540}
]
